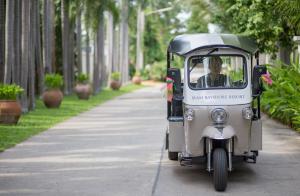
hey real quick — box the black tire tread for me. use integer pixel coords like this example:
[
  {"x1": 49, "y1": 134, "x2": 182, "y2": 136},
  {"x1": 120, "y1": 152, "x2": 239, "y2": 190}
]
[
  {"x1": 168, "y1": 151, "x2": 178, "y2": 160},
  {"x1": 213, "y1": 148, "x2": 228, "y2": 191}
]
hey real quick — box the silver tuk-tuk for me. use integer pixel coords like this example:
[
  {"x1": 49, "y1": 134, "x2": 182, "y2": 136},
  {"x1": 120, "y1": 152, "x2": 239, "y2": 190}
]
[{"x1": 166, "y1": 34, "x2": 267, "y2": 191}]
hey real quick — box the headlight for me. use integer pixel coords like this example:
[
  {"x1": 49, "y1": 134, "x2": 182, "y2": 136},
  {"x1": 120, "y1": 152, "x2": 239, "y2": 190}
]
[
  {"x1": 211, "y1": 108, "x2": 228, "y2": 124},
  {"x1": 242, "y1": 107, "x2": 253, "y2": 120},
  {"x1": 185, "y1": 108, "x2": 194, "y2": 121}
]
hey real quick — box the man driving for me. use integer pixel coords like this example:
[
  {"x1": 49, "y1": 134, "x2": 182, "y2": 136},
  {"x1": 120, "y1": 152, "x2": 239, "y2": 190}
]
[{"x1": 196, "y1": 56, "x2": 229, "y2": 88}]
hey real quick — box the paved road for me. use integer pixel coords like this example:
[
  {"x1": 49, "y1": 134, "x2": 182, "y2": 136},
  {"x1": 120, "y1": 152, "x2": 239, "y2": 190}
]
[{"x1": 0, "y1": 85, "x2": 300, "y2": 196}]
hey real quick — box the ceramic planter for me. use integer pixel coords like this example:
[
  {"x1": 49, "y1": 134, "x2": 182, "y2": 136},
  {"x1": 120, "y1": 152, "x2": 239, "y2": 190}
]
[
  {"x1": 0, "y1": 100, "x2": 22, "y2": 125},
  {"x1": 42, "y1": 89, "x2": 63, "y2": 108},
  {"x1": 74, "y1": 84, "x2": 91, "y2": 100},
  {"x1": 132, "y1": 76, "x2": 142, "y2": 85},
  {"x1": 110, "y1": 80, "x2": 121, "y2": 90}
]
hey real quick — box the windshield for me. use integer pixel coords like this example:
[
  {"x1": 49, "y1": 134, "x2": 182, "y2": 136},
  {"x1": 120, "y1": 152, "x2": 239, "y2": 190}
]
[{"x1": 188, "y1": 55, "x2": 247, "y2": 89}]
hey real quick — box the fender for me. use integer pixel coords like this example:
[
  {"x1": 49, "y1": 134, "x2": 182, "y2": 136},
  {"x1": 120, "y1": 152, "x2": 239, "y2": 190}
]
[{"x1": 202, "y1": 125, "x2": 235, "y2": 140}]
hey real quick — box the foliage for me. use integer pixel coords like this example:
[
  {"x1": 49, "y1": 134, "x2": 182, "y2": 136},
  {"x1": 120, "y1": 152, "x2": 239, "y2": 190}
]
[
  {"x1": 186, "y1": 0, "x2": 211, "y2": 33},
  {"x1": 44, "y1": 74, "x2": 63, "y2": 90},
  {"x1": 140, "y1": 65, "x2": 151, "y2": 80},
  {"x1": 76, "y1": 73, "x2": 89, "y2": 84},
  {"x1": 261, "y1": 62, "x2": 300, "y2": 131},
  {"x1": 0, "y1": 84, "x2": 24, "y2": 100},
  {"x1": 150, "y1": 61, "x2": 167, "y2": 81},
  {"x1": 111, "y1": 72, "x2": 121, "y2": 81},
  {"x1": 0, "y1": 84, "x2": 144, "y2": 152},
  {"x1": 210, "y1": 0, "x2": 296, "y2": 54}
]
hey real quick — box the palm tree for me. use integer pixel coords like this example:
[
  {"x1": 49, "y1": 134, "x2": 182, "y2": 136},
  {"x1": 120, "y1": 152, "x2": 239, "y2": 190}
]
[
  {"x1": 43, "y1": 0, "x2": 55, "y2": 73},
  {"x1": 4, "y1": 0, "x2": 15, "y2": 84},
  {"x1": 0, "y1": 0, "x2": 5, "y2": 83}
]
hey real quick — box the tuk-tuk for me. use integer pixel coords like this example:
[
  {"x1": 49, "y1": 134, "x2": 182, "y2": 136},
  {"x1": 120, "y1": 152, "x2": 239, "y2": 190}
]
[{"x1": 165, "y1": 34, "x2": 267, "y2": 191}]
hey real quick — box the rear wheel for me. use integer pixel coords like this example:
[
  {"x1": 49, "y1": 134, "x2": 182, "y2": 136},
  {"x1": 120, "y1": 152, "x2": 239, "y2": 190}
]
[
  {"x1": 213, "y1": 148, "x2": 228, "y2": 191},
  {"x1": 168, "y1": 151, "x2": 178, "y2": 160},
  {"x1": 166, "y1": 133, "x2": 178, "y2": 160}
]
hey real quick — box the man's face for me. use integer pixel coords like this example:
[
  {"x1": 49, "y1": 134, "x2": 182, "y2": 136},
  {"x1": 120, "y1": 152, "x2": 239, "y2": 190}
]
[{"x1": 209, "y1": 60, "x2": 222, "y2": 74}]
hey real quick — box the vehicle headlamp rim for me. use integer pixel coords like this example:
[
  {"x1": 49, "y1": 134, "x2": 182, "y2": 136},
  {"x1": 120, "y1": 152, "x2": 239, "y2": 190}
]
[{"x1": 211, "y1": 108, "x2": 228, "y2": 124}]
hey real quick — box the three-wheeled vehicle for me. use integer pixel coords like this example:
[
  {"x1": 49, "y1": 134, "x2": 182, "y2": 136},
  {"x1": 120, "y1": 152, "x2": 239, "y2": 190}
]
[{"x1": 165, "y1": 34, "x2": 267, "y2": 191}]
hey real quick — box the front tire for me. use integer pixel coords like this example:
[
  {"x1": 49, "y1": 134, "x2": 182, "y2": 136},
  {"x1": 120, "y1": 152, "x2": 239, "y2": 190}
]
[{"x1": 213, "y1": 148, "x2": 228, "y2": 191}]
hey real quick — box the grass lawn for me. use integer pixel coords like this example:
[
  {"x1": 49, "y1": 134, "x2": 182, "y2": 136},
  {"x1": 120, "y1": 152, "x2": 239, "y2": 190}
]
[{"x1": 0, "y1": 84, "x2": 144, "y2": 152}]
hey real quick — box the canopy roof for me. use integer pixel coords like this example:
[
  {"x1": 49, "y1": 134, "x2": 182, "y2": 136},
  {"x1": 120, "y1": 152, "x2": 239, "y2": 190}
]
[{"x1": 168, "y1": 34, "x2": 258, "y2": 56}]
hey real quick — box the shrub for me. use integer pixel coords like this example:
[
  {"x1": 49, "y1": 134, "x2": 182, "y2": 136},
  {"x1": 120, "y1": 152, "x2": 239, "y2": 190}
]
[
  {"x1": 76, "y1": 73, "x2": 89, "y2": 84},
  {"x1": 150, "y1": 61, "x2": 166, "y2": 81},
  {"x1": 261, "y1": 62, "x2": 300, "y2": 131},
  {"x1": 44, "y1": 74, "x2": 63, "y2": 90},
  {"x1": 0, "y1": 84, "x2": 24, "y2": 100},
  {"x1": 141, "y1": 65, "x2": 151, "y2": 80},
  {"x1": 111, "y1": 72, "x2": 121, "y2": 81}
]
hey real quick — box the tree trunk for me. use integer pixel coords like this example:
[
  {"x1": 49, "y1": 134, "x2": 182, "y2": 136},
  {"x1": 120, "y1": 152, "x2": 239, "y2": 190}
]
[
  {"x1": 93, "y1": 34, "x2": 99, "y2": 94},
  {"x1": 106, "y1": 11, "x2": 114, "y2": 84},
  {"x1": 43, "y1": 0, "x2": 54, "y2": 73},
  {"x1": 13, "y1": 0, "x2": 22, "y2": 85},
  {"x1": 4, "y1": 0, "x2": 15, "y2": 84},
  {"x1": 76, "y1": 8, "x2": 82, "y2": 73},
  {"x1": 86, "y1": 29, "x2": 90, "y2": 76},
  {"x1": 120, "y1": 0, "x2": 129, "y2": 83},
  {"x1": 135, "y1": 4, "x2": 145, "y2": 71},
  {"x1": 0, "y1": 0, "x2": 5, "y2": 83},
  {"x1": 61, "y1": 0, "x2": 70, "y2": 94},
  {"x1": 68, "y1": 25, "x2": 75, "y2": 92},
  {"x1": 93, "y1": 11, "x2": 105, "y2": 94},
  {"x1": 112, "y1": 26, "x2": 120, "y2": 72},
  {"x1": 35, "y1": 0, "x2": 44, "y2": 95},
  {"x1": 20, "y1": 0, "x2": 30, "y2": 112},
  {"x1": 28, "y1": 0, "x2": 36, "y2": 110}
]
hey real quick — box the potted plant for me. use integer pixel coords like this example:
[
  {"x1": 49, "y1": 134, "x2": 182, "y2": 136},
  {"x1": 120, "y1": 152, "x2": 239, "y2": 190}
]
[
  {"x1": 74, "y1": 73, "x2": 91, "y2": 100},
  {"x1": 42, "y1": 74, "x2": 63, "y2": 108},
  {"x1": 0, "y1": 84, "x2": 23, "y2": 125},
  {"x1": 132, "y1": 71, "x2": 142, "y2": 85},
  {"x1": 110, "y1": 72, "x2": 121, "y2": 90}
]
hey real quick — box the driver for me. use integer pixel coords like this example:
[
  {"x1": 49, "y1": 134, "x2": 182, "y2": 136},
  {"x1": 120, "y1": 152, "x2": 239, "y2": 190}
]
[{"x1": 196, "y1": 56, "x2": 229, "y2": 88}]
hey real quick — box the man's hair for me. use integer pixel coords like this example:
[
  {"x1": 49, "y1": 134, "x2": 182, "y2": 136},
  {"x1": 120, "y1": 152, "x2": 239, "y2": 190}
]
[{"x1": 209, "y1": 56, "x2": 223, "y2": 69}]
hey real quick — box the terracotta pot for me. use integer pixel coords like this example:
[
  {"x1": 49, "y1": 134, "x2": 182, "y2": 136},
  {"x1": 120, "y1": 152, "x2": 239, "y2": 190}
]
[
  {"x1": 0, "y1": 100, "x2": 22, "y2": 125},
  {"x1": 42, "y1": 89, "x2": 63, "y2": 108},
  {"x1": 110, "y1": 80, "x2": 121, "y2": 90},
  {"x1": 74, "y1": 84, "x2": 91, "y2": 100},
  {"x1": 132, "y1": 76, "x2": 142, "y2": 85}
]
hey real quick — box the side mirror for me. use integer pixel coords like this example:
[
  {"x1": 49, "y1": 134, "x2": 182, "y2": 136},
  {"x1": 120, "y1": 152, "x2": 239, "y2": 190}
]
[
  {"x1": 167, "y1": 68, "x2": 182, "y2": 96},
  {"x1": 253, "y1": 65, "x2": 267, "y2": 96}
]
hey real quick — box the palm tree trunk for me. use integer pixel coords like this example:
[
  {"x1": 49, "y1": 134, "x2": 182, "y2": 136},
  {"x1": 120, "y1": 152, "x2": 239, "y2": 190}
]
[
  {"x1": 93, "y1": 34, "x2": 99, "y2": 94},
  {"x1": 28, "y1": 0, "x2": 36, "y2": 110},
  {"x1": 68, "y1": 25, "x2": 75, "y2": 93},
  {"x1": 4, "y1": 0, "x2": 15, "y2": 84},
  {"x1": 136, "y1": 4, "x2": 145, "y2": 71},
  {"x1": 61, "y1": 0, "x2": 70, "y2": 94},
  {"x1": 98, "y1": 12, "x2": 105, "y2": 89},
  {"x1": 0, "y1": 0, "x2": 5, "y2": 83},
  {"x1": 86, "y1": 29, "x2": 90, "y2": 76},
  {"x1": 35, "y1": 0, "x2": 44, "y2": 95},
  {"x1": 20, "y1": 0, "x2": 30, "y2": 112},
  {"x1": 13, "y1": 0, "x2": 21, "y2": 85},
  {"x1": 76, "y1": 8, "x2": 82, "y2": 73},
  {"x1": 43, "y1": 0, "x2": 54, "y2": 73},
  {"x1": 120, "y1": 0, "x2": 129, "y2": 83},
  {"x1": 106, "y1": 11, "x2": 113, "y2": 84}
]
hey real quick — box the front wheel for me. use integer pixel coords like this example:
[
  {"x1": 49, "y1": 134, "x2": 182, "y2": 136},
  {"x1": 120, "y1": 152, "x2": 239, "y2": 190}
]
[{"x1": 213, "y1": 148, "x2": 228, "y2": 191}]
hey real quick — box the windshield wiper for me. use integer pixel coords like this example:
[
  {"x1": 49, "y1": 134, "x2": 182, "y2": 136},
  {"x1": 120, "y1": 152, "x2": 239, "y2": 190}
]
[{"x1": 189, "y1": 48, "x2": 219, "y2": 72}]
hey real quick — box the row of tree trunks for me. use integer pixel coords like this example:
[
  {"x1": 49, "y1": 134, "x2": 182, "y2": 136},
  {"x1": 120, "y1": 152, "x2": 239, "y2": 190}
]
[{"x1": 0, "y1": 0, "x2": 5, "y2": 83}]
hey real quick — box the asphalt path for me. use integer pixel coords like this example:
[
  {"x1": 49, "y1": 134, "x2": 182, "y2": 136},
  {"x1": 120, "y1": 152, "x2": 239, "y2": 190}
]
[{"x1": 0, "y1": 85, "x2": 300, "y2": 196}]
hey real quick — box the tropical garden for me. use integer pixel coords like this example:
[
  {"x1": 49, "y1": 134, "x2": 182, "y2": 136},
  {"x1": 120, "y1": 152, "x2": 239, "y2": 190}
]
[{"x1": 1, "y1": 0, "x2": 300, "y2": 150}]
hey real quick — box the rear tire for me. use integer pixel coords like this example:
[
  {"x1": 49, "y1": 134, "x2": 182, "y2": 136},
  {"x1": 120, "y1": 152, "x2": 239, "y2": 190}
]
[
  {"x1": 168, "y1": 151, "x2": 178, "y2": 160},
  {"x1": 213, "y1": 148, "x2": 228, "y2": 191}
]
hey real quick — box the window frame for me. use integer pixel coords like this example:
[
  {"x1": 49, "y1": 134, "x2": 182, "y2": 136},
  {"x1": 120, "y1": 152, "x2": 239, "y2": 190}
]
[{"x1": 187, "y1": 54, "x2": 248, "y2": 90}]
